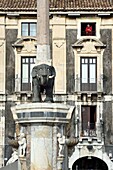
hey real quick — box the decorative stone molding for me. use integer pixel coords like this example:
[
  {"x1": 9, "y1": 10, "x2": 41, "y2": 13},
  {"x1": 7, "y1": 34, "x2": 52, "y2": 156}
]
[
  {"x1": 11, "y1": 103, "x2": 75, "y2": 170},
  {"x1": 12, "y1": 37, "x2": 37, "y2": 53},
  {"x1": 72, "y1": 37, "x2": 106, "y2": 54},
  {"x1": 65, "y1": 137, "x2": 78, "y2": 147}
]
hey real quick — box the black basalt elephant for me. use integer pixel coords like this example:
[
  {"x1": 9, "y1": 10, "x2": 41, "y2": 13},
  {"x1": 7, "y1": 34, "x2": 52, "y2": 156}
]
[{"x1": 32, "y1": 64, "x2": 56, "y2": 102}]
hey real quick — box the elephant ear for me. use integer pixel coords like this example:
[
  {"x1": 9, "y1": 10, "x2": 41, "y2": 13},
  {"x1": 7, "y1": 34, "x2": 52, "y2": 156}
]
[
  {"x1": 50, "y1": 66, "x2": 56, "y2": 77},
  {"x1": 32, "y1": 66, "x2": 38, "y2": 78}
]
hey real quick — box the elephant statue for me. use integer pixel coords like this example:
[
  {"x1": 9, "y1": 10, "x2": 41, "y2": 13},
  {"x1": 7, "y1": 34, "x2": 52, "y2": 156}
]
[{"x1": 32, "y1": 64, "x2": 56, "y2": 102}]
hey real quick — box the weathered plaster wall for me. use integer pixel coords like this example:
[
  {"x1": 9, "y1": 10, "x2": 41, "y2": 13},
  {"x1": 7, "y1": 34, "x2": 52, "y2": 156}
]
[
  {"x1": 49, "y1": 29, "x2": 52, "y2": 60},
  {"x1": 100, "y1": 29, "x2": 112, "y2": 94},
  {"x1": 100, "y1": 29, "x2": 112, "y2": 145},
  {"x1": 103, "y1": 101, "x2": 112, "y2": 144},
  {"x1": 66, "y1": 29, "x2": 77, "y2": 93},
  {"x1": 24, "y1": 125, "x2": 31, "y2": 170},
  {"x1": 6, "y1": 29, "x2": 18, "y2": 94},
  {"x1": 5, "y1": 29, "x2": 17, "y2": 163},
  {"x1": 4, "y1": 101, "x2": 15, "y2": 164}
]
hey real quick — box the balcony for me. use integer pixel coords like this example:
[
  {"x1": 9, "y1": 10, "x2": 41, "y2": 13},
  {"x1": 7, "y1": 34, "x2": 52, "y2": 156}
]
[
  {"x1": 79, "y1": 122, "x2": 104, "y2": 139},
  {"x1": 75, "y1": 76, "x2": 103, "y2": 93},
  {"x1": 81, "y1": 123, "x2": 96, "y2": 137},
  {"x1": 15, "y1": 78, "x2": 32, "y2": 92}
]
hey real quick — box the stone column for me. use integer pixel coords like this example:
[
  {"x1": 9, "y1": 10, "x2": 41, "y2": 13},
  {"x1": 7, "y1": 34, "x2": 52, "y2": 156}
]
[{"x1": 37, "y1": 0, "x2": 51, "y2": 65}]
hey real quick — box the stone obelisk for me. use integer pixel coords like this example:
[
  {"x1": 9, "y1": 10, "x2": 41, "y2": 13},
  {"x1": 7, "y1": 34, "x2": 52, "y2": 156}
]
[{"x1": 36, "y1": 0, "x2": 51, "y2": 65}]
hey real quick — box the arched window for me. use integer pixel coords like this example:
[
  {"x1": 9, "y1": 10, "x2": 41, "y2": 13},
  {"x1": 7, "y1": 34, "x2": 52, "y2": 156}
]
[{"x1": 72, "y1": 156, "x2": 108, "y2": 170}]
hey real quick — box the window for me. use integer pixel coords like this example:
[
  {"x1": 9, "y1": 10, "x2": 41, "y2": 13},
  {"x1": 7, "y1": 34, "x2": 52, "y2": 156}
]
[
  {"x1": 21, "y1": 57, "x2": 36, "y2": 91},
  {"x1": 81, "y1": 23, "x2": 96, "y2": 36},
  {"x1": 21, "y1": 22, "x2": 37, "y2": 36},
  {"x1": 80, "y1": 57, "x2": 97, "y2": 91},
  {"x1": 81, "y1": 106, "x2": 96, "y2": 137}
]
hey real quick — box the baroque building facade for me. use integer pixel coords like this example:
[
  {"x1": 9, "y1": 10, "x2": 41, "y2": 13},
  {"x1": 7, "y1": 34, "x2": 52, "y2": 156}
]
[{"x1": 0, "y1": 0, "x2": 113, "y2": 169}]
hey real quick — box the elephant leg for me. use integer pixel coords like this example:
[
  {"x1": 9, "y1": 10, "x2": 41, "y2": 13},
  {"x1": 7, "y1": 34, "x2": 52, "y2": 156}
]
[
  {"x1": 44, "y1": 79, "x2": 54, "y2": 102},
  {"x1": 45, "y1": 89, "x2": 53, "y2": 102},
  {"x1": 32, "y1": 78, "x2": 41, "y2": 102}
]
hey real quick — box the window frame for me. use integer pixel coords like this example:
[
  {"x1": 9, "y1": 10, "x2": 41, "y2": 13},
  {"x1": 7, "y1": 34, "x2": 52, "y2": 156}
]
[
  {"x1": 21, "y1": 22, "x2": 37, "y2": 37},
  {"x1": 80, "y1": 57, "x2": 97, "y2": 91},
  {"x1": 77, "y1": 19, "x2": 100, "y2": 39},
  {"x1": 81, "y1": 22, "x2": 96, "y2": 36},
  {"x1": 81, "y1": 105, "x2": 96, "y2": 137},
  {"x1": 21, "y1": 56, "x2": 36, "y2": 91}
]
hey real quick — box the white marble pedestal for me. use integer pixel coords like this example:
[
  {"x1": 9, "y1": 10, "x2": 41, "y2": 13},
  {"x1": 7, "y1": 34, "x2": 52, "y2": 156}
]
[{"x1": 11, "y1": 103, "x2": 74, "y2": 170}]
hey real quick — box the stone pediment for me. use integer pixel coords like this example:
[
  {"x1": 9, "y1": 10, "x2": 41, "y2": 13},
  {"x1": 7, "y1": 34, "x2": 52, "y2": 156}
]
[
  {"x1": 72, "y1": 37, "x2": 106, "y2": 54},
  {"x1": 12, "y1": 37, "x2": 37, "y2": 53}
]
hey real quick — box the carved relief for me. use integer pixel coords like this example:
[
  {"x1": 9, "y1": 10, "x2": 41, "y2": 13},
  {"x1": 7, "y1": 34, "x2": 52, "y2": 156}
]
[
  {"x1": 72, "y1": 38, "x2": 106, "y2": 54},
  {"x1": 6, "y1": 149, "x2": 18, "y2": 165},
  {"x1": 57, "y1": 133, "x2": 65, "y2": 157},
  {"x1": 81, "y1": 41, "x2": 97, "y2": 53},
  {"x1": 24, "y1": 40, "x2": 36, "y2": 53},
  {"x1": 18, "y1": 133, "x2": 27, "y2": 157},
  {"x1": 12, "y1": 37, "x2": 37, "y2": 53},
  {"x1": 54, "y1": 41, "x2": 65, "y2": 48}
]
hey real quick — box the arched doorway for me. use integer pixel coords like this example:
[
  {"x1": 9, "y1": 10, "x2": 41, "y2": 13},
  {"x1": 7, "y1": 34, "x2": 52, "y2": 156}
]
[{"x1": 72, "y1": 156, "x2": 108, "y2": 170}]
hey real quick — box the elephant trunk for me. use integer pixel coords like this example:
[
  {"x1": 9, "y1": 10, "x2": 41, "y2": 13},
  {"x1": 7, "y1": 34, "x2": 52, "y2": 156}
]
[{"x1": 38, "y1": 75, "x2": 49, "y2": 85}]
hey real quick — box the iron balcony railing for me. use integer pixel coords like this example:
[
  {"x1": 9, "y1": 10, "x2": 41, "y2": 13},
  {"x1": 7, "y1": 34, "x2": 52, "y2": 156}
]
[
  {"x1": 81, "y1": 123, "x2": 96, "y2": 137},
  {"x1": 7, "y1": 76, "x2": 104, "y2": 94},
  {"x1": 75, "y1": 76, "x2": 103, "y2": 92},
  {"x1": 15, "y1": 78, "x2": 32, "y2": 92},
  {"x1": 80, "y1": 122, "x2": 104, "y2": 138}
]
